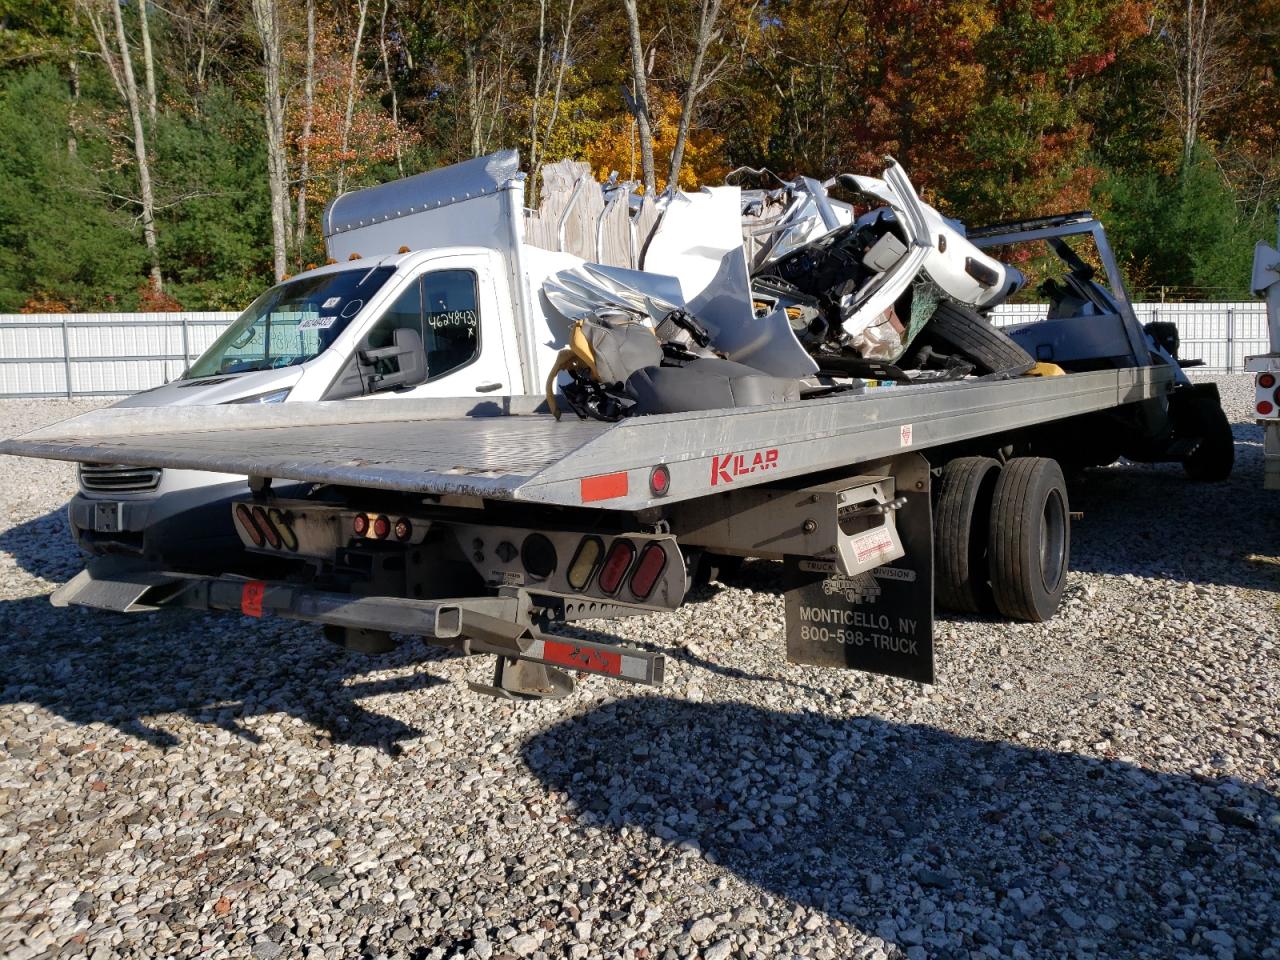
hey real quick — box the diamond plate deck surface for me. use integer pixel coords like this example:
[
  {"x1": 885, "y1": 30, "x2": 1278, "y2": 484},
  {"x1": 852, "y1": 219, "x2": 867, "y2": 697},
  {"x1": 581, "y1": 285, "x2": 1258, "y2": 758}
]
[{"x1": 9, "y1": 416, "x2": 611, "y2": 497}]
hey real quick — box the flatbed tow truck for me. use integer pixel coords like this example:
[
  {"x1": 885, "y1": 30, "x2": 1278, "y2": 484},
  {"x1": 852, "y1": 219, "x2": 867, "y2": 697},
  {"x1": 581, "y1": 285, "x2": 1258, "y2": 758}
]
[{"x1": 0, "y1": 153, "x2": 1230, "y2": 699}]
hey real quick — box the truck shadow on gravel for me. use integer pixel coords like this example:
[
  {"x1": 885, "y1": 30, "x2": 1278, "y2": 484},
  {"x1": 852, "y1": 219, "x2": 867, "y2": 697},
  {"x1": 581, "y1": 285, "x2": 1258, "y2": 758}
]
[
  {"x1": 523, "y1": 697, "x2": 1279, "y2": 959},
  {"x1": 0, "y1": 595, "x2": 448, "y2": 752}
]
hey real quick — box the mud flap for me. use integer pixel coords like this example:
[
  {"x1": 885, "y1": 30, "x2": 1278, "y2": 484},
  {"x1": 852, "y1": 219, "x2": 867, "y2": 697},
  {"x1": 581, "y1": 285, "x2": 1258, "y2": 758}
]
[{"x1": 784, "y1": 453, "x2": 934, "y2": 683}]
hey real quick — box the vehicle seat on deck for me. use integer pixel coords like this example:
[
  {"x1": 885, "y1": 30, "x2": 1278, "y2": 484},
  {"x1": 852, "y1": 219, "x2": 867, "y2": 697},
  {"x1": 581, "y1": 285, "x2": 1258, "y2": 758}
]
[{"x1": 625, "y1": 358, "x2": 801, "y2": 414}]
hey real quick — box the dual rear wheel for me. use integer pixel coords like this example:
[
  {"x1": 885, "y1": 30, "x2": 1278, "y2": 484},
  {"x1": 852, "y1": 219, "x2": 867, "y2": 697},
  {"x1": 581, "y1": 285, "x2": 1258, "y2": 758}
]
[{"x1": 935, "y1": 456, "x2": 1070, "y2": 622}]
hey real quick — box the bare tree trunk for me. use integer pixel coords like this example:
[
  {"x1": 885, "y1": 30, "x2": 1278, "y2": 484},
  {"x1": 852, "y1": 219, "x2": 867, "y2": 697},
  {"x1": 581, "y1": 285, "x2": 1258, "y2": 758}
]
[
  {"x1": 296, "y1": 0, "x2": 316, "y2": 260},
  {"x1": 527, "y1": 0, "x2": 548, "y2": 195},
  {"x1": 541, "y1": 0, "x2": 574, "y2": 163},
  {"x1": 250, "y1": 0, "x2": 290, "y2": 280},
  {"x1": 337, "y1": 0, "x2": 371, "y2": 194},
  {"x1": 464, "y1": 43, "x2": 482, "y2": 157},
  {"x1": 68, "y1": 56, "x2": 79, "y2": 157},
  {"x1": 379, "y1": 0, "x2": 404, "y2": 176},
  {"x1": 1163, "y1": 0, "x2": 1240, "y2": 168},
  {"x1": 109, "y1": 0, "x2": 163, "y2": 291},
  {"x1": 137, "y1": 0, "x2": 158, "y2": 124},
  {"x1": 667, "y1": 0, "x2": 723, "y2": 191},
  {"x1": 621, "y1": 0, "x2": 655, "y2": 194}
]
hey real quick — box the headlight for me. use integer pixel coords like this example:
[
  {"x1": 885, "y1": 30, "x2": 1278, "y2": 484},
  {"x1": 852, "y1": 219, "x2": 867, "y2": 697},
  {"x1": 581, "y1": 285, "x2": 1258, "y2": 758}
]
[{"x1": 228, "y1": 389, "x2": 291, "y2": 404}]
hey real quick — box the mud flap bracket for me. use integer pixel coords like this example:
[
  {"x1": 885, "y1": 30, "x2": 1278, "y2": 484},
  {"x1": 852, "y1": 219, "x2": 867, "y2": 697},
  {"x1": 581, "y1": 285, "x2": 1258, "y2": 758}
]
[{"x1": 784, "y1": 453, "x2": 935, "y2": 683}]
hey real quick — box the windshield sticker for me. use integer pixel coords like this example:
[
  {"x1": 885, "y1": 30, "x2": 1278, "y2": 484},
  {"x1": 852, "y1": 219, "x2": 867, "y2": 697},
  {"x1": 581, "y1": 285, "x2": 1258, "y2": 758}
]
[
  {"x1": 297, "y1": 315, "x2": 338, "y2": 331},
  {"x1": 322, "y1": 296, "x2": 342, "y2": 309},
  {"x1": 340, "y1": 298, "x2": 364, "y2": 318}
]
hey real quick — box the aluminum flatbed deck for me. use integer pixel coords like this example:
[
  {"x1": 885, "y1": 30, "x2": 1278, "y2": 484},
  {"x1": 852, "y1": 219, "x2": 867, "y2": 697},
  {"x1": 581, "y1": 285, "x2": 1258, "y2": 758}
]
[{"x1": 1, "y1": 367, "x2": 1172, "y2": 510}]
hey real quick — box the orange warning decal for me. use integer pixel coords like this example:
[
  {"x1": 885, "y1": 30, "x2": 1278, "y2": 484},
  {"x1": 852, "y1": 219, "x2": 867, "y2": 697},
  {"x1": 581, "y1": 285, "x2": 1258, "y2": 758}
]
[
  {"x1": 241, "y1": 581, "x2": 266, "y2": 618},
  {"x1": 580, "y1": 471, "x2": 629, "y2": 502}
]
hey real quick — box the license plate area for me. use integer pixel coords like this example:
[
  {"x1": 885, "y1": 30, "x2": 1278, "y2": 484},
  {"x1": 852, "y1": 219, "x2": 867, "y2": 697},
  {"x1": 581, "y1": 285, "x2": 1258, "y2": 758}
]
[{"x1": 92, "y1": 501, "x2": 124, "y2": 533}]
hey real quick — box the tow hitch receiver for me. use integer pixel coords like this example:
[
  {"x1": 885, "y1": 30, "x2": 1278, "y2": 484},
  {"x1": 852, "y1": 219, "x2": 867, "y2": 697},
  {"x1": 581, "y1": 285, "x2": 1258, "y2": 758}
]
[{"x1": 469, "y1": 633, "x2": 665, "y2": 700}]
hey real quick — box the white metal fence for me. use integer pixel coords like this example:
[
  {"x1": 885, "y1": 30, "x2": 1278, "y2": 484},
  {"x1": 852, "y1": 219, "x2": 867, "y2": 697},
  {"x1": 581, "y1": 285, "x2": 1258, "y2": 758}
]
[
  {"x1": 991, "y1": 301, "x2": 1270, "y2": 374},
  {"x1": 0, "y1": 311, "x2": 236, "y2": 398},
  {"x1": 0, "y1": 301, "x2": 1270, "y2": 398}
]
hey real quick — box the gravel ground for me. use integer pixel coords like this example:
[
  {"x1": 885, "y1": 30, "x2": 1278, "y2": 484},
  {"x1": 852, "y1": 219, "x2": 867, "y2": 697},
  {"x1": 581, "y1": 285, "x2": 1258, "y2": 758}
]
[{"x1": 0, "y1": 376, "x2": 1277, "y2": 960}]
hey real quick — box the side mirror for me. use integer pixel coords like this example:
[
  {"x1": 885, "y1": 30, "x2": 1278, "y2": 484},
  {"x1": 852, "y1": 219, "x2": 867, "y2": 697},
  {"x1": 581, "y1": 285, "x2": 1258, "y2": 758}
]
[{"x1": 360, "y1": 327, "x2": 428, "y2": 391}]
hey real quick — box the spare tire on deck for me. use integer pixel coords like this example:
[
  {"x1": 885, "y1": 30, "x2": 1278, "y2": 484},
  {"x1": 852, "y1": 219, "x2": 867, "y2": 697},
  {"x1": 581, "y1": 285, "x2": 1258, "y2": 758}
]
[{"x1": 910, "y1": 301, "x2": 1035, "y2": 378}]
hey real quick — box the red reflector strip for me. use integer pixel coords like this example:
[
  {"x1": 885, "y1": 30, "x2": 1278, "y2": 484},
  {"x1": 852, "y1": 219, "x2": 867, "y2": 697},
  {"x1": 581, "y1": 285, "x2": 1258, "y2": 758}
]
[
  {"x1": 597, "y1": 539, "x2": 636, "y2": 594},
  {"x1": 542, "y1": 639, "x2": 622, "y2": 676},
  {"x1": 629, "y1": 542, "x2": 668, "y2": 600},
  {"x1": 580, "y1": 471, "x2": 629, "y2": 502},
  {"x1": 241, "y1": 581, "x2": 266, "y2": 617}
]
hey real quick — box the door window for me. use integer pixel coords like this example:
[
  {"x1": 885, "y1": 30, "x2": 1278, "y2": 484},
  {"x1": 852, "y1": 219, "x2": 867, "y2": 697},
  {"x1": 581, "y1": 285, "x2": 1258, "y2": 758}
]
[{"x1": 366, "y1": 269, "x2": 481, "y2": 381}]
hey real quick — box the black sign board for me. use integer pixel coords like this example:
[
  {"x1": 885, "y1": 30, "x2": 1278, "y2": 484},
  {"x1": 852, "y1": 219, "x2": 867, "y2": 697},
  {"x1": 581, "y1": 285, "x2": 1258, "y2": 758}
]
[{"x1": 784, "y1": 454, "x2": 934, "y2": 683}]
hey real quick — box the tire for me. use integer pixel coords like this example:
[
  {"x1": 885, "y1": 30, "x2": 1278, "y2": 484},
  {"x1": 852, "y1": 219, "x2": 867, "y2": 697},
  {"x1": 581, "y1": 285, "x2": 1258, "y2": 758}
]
[
  {"x1": 1171, "y1": 385, "x2": 1234, "y2": 482},
  {"x1": 934, "y1": 457, "x2": 1001, "y2": 614},
  {"x1": 913, "y1": 301, "x2": 1035, "y2": 377},
  {"x1": 1143, "y1": 320, "x2": 1180, "y2": 359},
  {"x1": 988, "y1": 457, "x2": 1070, "y2": 622}
]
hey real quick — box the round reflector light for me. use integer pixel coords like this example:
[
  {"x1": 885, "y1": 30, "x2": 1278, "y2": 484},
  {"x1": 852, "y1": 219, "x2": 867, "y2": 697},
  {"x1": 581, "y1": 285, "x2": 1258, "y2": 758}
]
[
  {"x1": 236, "y1": 503, "x2": 264, "y2": 547},
  {"x1": 597, "y1": 539, "x2": 636, "y2": 595},
  {"x1": 650, "y1": 463, "x2": 671, "y2": 497},
  {"x1": 629, "y1": 542, "x2": 669, "y2": 600},
  {"x1": 253, "y1": 505, "x2": 280, "y2": 548},
  {"x1": 372, "y1": 515, "x2": 391, "y2": 539},
  {"x1": 394, "y1": 517, "x2": 412, "y2": 541},
  {"x1": 1259, "y1": 400, "x2": 1275, "y2": 416},
  {"x1": 352, "y1": 513, "x2": 369, "y2": 536},
  {"x1": 1260, "y1": 372, "x2": 1277, "y2": 389}
]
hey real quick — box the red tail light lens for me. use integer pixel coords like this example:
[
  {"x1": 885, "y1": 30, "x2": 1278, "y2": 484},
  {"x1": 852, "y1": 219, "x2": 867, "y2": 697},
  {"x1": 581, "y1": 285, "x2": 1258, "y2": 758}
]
[
  {"x1": 629, "y1": 542, "x2": 668, "y2": 600},
  {"x1": 372, "y1": 515, "x2": 391, "y2": 539},
  {"x1": 1259, "y1": 400, "x2": 1275, "y2": 416},
  {"x1": 236, "y1": 504, "x2": 264, "y2": 547},
  {"x1": 253, "y1": 505, "x2": 280, "y2": 548},
  {"x1": 597, "y1": 539, "x2": 636, "y2": 595},
  {"x1": 394, "y1": 518, "x2": 412, "y2": 541},
  {"x1": 649, "y1": 464, "x2": 671, "y2": 497},
  {"x1": 1259, "y1": 372, "x2": 1277, "y2": 389},
  {"x1": 352, "y1": 513, "x2": 369, "y2": 537}
]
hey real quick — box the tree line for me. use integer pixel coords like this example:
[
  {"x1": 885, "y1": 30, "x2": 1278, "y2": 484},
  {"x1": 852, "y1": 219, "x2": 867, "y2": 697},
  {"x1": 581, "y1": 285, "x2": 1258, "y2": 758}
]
[{"x1": 0, "y1": 0, "x2": 1276, "y2": 312}]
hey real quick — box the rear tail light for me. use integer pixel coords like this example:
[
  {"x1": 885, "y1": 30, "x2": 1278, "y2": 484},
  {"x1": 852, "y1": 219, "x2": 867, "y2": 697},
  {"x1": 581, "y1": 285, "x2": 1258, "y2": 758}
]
[
  {"x1": 521, "y1": 533, "x2": 557, "y2": 579},
  {"x1": 352, "y1": 513, "x2": 369, "y2": 537},
  {"x1": 597, "y1": 539, "x2": 636, "y2": 595},
  {"x1": 253, "y1": 505, "x2": 280, "y2": 548},
  {"x1": 567, "y1": 537, "x2": 603, "y2": 590},
  {"x1": 628, "y1": 542, "x2": 668, "y2": 600},
  {"x1": 1259, "y1": 400, "x2": 1276, "y2": 416},
  {"x1": 394, "y1": 517, "x2": 412, "y2": 541},
  {"x1": 1259, "y1": 372, "x2": 1277, "y2": 389},
  {"x1": 268, "y1": 508, "x2": 297, "y2": 551},
  {"x1": 236, "y1": 504, "x2": 264, "y2": 547},
  {"x1": 372, "y1": 515, "x2": 391, "y2": 539}
]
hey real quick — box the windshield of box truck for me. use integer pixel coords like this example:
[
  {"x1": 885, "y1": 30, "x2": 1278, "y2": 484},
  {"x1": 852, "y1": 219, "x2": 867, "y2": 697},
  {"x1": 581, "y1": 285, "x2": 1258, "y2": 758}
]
[{"x1": 184, "y1": 266, "x2": 396, "y2": 379}]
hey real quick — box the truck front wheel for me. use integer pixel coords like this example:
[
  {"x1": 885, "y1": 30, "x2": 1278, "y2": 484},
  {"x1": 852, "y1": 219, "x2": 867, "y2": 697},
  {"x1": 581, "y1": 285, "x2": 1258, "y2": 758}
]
[{"x1": 988, "y1": 457, "x2": 1070, "y2": 622}]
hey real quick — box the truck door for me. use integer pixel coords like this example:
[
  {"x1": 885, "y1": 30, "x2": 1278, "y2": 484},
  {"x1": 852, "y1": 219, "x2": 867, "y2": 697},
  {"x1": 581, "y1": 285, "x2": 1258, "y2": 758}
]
[{"x1": 324, "y1": 257, "x2": 512, "y2": 400}]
